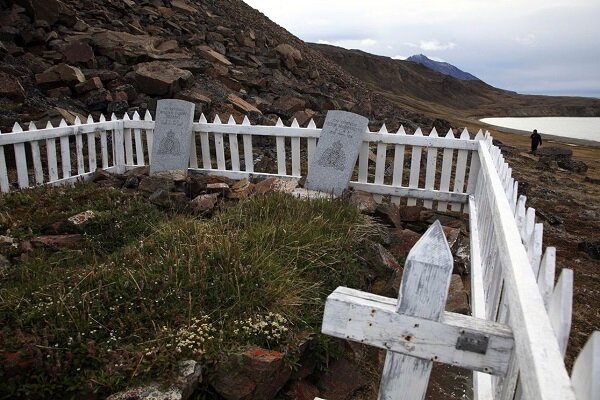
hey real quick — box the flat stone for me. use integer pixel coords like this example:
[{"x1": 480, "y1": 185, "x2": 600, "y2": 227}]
[
  {"x1": 446, "y1": 274, "x2": 470, "y2": 314},
  {"x1": 149, "y1": 99, "x2": 195, "y2": 175},
  {"x1": 191, "y1": 193, "x2": 219, "y2": 213},
  {"x1": 138, "y1": 176, "x2": 175, "y2": 193},
  {"x1": 317, "y1": 358, "x2": 366, "y2": 400},
  {"x1": 152, "y1": 169, "x2": 188, "y2": 182},
  {"x1": 227, "y1": 94, "x2": 261, "y2": 114},
  {"x1": 0, "y1": 71, "x2": 25, "y2": 102},
  {"x1": 388, "y1": 228, "x2": 421, "y2": 258},
  {"x1": 67, "y1": 210, "x2": 95, "y2": 226},
  {"x1": 349, "y1": 191, "x2": 377, "y2": 213},
  {"x1": 61, "y1": 41, "x2": 95, "y2": 65},
  {"x1": 291, "y1": 188, "x2": 335, "y2": 200},
  {"x1": 195, "y1": 45, "x2": 232, "y2": 66},
  {"x1": 35, "y1": 63, "x2": 85, "y2": 87},
  {"x1": 305, "y1": 111, "x2": 369, "y2": 196},
  {"x1": 206, "y1": 182, "x2": 230, "y2": 192},
  {"x1": 31, "y1": 234, "x2": 83, "y2": 249},
  {"x1": 134, "y1": 62, "x2": 193, "y2": 96},
  {"x1": 74, "y1": 77, "x2": 103, "y2": 94}
]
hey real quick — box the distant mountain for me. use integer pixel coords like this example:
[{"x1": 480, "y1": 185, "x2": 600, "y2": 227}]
[{"x1": 406, "y1": 54, "x2": 481, "y2": 81}]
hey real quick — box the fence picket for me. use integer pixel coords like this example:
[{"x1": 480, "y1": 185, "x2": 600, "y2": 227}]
[
  {"x1": 275, "y1": 118, "x2": 286, "y2": 175},
  {"x1": 132, "y1": 111, "x2": 145, "y2": 166},
  {"x1": 144, "y1": 110, "x2": 154, "y2": 164},
  {"x1": 28, "y1": 122, "x2": 44, "y2": 185},
  {"x1": 11, "y1": 123, "x2": 29, "y2": 189},
  {"x1": 390, "y1": 126, "x2": 406, "y2": 205},
  {"x1": 213, "y1": 115, "x2": 226, "y2": 170},
  {"x1": 228, "y1": 115, "x2": 240, "y2": 171},
  {"x1": 307, "y1": 119, "x2": 317, "y2": 172},
  {"x1": 548, "y1": 268, "x2": 573, "y2": 357},
  {"x1": 407, "y1": 128, "x2": 423, "y2": 206},
  {"x1": 423, "y1": 128, "x2": 439, "y2": 209},
  {"x1": 537, "y1": 247, "x2": 556, "y2": 309},
  {"x1": 59, "y1": 119, "x2": 71, "y2": 179},
  {"x1": 571, "y1": 331, "x2": 600, "y2": 400},
  {"x1": 515, "y1": 196, "x2": 527, "y2": 238},
  {"x1": 123, "y1": 113, "x2": 134, "y2": 165},
  {"x1": 199, "y1": 114, "x2": 211, "y2": 169},
  {"x1": 291, "y1": 118, "x2": 301, "y2": 176},
  {"x1": 452, "y1": 128, "x2": 470, "y2": 212},
  {"x1": 86, "y1": 115, "x2": 97, "y2": 172},
  {"x1": 74, "y1": 117, "x2": 85, "y2": 175},
  {"x1": 45, "y1": 121, "x2": 59, "y2": 181},
  {"x1": 465, "y1": 130, "x2": 484, "y2": 209},
  {"x1": 112, "y1": 113, "x2": 125, "y2": 169},
  {"x1": 242, "y1": 116, "x2": 253, "y2": 172},
  {"x1": 0, "y1": 130, "x2": 9, "y2": 192},
  {"x1": 528, "y1": 223, "x2": 544, "y2": 277},
  {"x1": 358, "y1": 138, "x2": 369, "y2": 184},
  {"x1": 437, "y1": 129, "x2": 455, "y2": 211},
  {"x1": 374, "y1": 123, "x2": 388, "y2": 203}
]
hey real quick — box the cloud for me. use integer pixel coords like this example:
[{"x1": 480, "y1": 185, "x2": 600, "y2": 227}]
[
  {"x1": 419, "y1": 40, "x2": 456, "y2": 51},
  {"x1": 515, "y1": 33, "x2": 537, "y2": 46},
  {"x1": 360, "y1": 38, "x2": 377, "y2": 46},
  {"x1": 392, "y1": 55, "x2": 407, "y2": 60},
  {"x1": 317, "y1": 39, "x2": 333, "y2": 45}
]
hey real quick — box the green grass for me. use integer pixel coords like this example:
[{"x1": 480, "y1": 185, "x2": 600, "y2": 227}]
[{"x1": 0, "y1": 185, "x2": 386, "y2": 399}]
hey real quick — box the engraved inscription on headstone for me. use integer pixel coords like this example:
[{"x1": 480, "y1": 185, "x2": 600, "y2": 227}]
[
  {"x1": 149, "y1": 99, "x2": 195, "y2": 175},
  {"x1": 305, "y1": 110, "x2": 369, "y2": 196}
]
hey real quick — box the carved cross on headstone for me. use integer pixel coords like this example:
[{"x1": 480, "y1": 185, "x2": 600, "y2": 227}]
[{"x1": 321, "y1": 221, "x2": 514, "y2": 400}]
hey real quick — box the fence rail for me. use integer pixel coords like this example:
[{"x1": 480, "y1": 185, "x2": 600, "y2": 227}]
[{"x1": 1, "y1": 112, "x2": 598, "y2": 400}]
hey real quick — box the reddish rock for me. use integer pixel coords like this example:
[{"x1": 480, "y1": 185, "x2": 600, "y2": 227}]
[
  {"x1": 176, "y1": 87, "x2": 212, "y2": 106},
  {"x1": 61, "y1": 41, "x2": 95, "y2": 66},
  {"x1": 212, "y1": 348, "x2": 291, "y2": 400},
  {"x1": 317, "y1": 358, "x2": 367, "y2": 400},
  {"x1": 74, "y1": 77, "x2": 103, "y2": 94},
  {"x1": 228, "y1": 94, "x2": 261, "y2": 114},
  {"x1": 275, "y1": 43, "x2": 303, "y2": 68},
  {"x1": 31, "y1": 234, "x2": 83, "y2": 249},
  {"x1": 274, "y1": 96, "x2": 306, "y2": 113},
  {"x1": 195, "y1": 45, "x2": 232, "y2": 66},
  {"x1": 447, "y1": 274, "x2": 470, "y2": 314},
  {"x1": 285, "y1": 380, "x2": 319, "y2": 400},
  {"x1": 191, "y1": 193, "x2": 219, "y2": 213},
  {"x1": 0, "y1": 72, "x2": 26, "y2": 102},
  {"x1": 35, "y1": 63, "x2": 85, "y2": 88},
  {"x1": 227, "y1": 179, "x2": 253, "y2": 199},
  {"x1": 254, "y1": 177, "x2": 279, "y2": 195},
  {"x1": 134, "y1": 61, "x2": 192, "y2": 96},
  {"x1": 442, "y1": 226, "x2": 461, "y2": 253},
  {"x1": 138, "y1": 176, "x2": 175, "y2": 193},
  {"x1": 292, "y1": 109, "x2": 316, "y2": 126},
  {"x1": 389, "y1": 228, "x2": 422, "y2": 258},
  {"x1": 47, "y1": 86, "x2": 72, "y2": 98},
  {"x1": 350, "y1": 191, "x2": 377, "y2": 213},
  {"x1": 399, "y1": 205, "x2": 424, "y2": 222}
]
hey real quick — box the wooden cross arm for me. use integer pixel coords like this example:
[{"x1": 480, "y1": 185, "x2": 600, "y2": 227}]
[{"x1": 322, "y1": 287, "x2": 514, "y2": 376}]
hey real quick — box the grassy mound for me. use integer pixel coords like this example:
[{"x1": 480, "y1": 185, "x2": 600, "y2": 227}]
[{"x1": 0, "y1": 186, "x2": 384, "y2": 399}]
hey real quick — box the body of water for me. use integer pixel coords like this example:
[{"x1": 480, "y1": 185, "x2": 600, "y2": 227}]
[{"x1": 479, "y1": 117, "x2": 600, "y2": 143}]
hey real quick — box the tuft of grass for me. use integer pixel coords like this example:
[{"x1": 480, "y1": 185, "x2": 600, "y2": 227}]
[{"x1": 0, "y1": 188, "x2": 385, "y2": 399}]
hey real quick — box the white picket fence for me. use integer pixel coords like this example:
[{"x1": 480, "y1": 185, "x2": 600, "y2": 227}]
[{"x1": 0, "y1": 112, "x2": 598, "y2": 399}]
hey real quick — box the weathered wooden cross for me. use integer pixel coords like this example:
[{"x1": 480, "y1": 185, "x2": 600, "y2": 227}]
[{"x1": 321, "y1": 221, "x2": 515, "y2": 400}]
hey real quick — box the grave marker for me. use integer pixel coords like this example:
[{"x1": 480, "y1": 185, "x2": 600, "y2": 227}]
[
  {"x1": 149, "y1": 99, "x2": 195, "y2": 175},
  {"x1": 305, "y1": 110, "x2": 368, "y2": 196}
]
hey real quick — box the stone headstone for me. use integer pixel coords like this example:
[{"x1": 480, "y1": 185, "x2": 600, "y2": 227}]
[
  {"x1": 305, "y1": 110, "x2": 368, "y2": 196},
  {"x1": 149, "y1": 99, "x2": 195, "y2": 175}
]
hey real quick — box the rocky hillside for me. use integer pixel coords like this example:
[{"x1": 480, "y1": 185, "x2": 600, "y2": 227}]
[
  {"x1": 0, "y1": 0, "x2": 434, "y2": 134},
  {"x1": 406, "y1": 54, "x2": 481, "y2": 81},
  {"x1": 312, "y1": 43, "x2": 600, "y2": 121}
]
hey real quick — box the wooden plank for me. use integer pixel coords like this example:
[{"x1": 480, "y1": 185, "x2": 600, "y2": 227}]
[
  {"x1": 391, "y1": 126, "x2": 406, "y2": 205},
  {"x1": 423, "y1": 128, "x2": 439, "y2": 209},
  {"x1": 374, "y1": 124, "x2": 388, "y2": 203},
  {"x1": 112, "y1": 115, "x2": 125, "y2": 168},
  {"x1": 86, "y1": 115, "x2": 97, "y2": 172},
  {"x1": 132, "y1": 111, "x2": 145, "y2": 166},
  {"x1": 307, "y1": 119, "x2": 318, "y2": 173},
  {"x1": 291, "y1": 118, "x2": 301, "y2": 177},
  {"x1": 100, "y1": 126, "x2": 109, "y2": 169},
  {"x1": 0, "y1": 120, "x2": 118, "y2": 145},
  {"x1": 0, "y1": 143, "x2": 9, "y2": 192},
  {"x1": 11, "y1": 123, "x2": 29, "y2": 189},
  {"x1": 349, "y1": 182, "x2": 468, "y2": 203},
  {"x1": 74, "y1": 117, "x2": 85, "y2": 175},
  {"x1": 407, "y1": 128, "x2": 423, "y2": 206},
  {"x1": 451, "y1": 129, "x2": 470, "y2": 211},
  {"x1": 213, "y1": 115, "x2": 226, "y2": 170},
  {"x1": 548, "y1": 268, "x2": 573, "y2": 357},
  {"x1": 198, "y1": 114, "x2": 211, "y2": 169},
  {"x1": 537, "y1": 247, "x2": 557, "y2": 309},
  {"x1": 322, "y1": 287, "x2": 514, "y2": 376},
  {"x1": 123, "y1": 113, "x2": 134, "y2": 165},
  {"x1": 45, "y1": 122, "x2": 59, "y2": 182},
  {"x1": 189, "y1": 169, "x2": 301, "y2": 181},
  {"x1": 528, "y1": 223, "x2": 544, "y2": 277},
  {"x1": 379, "y1": 221, "x2": 455, "y2": 400},
  {"x1": 275, "y1": 118, "x2": 286, "y2": 175},
  {"x1": 227, "y1": 115, "x2": 240, "y2": 171},
  {"x1": 242, "y1": 116, "x2": 253, "y2": 172},
  {"x1": 58, "y1": 120, "x2": 71, "y2": 179},
  {"x1": 438, "y1": 129, "x2": 454, "y2": 211},
  {"x1": 468, "y1": 196, "x2": 495, "y2": 400},
  {"x1": 144, "y1": 110, "x2": 154, "y2": 164},
  {"x1": 466, "y1": 130, "x2": 484, "y2": 196},
  {"x1": 476, "y1": 141, "x2": 576, "y2": 400},
  {"x1": 571, "y1": 331, "x2": 600, "y2": 400},
  {"x1": 28, "y1": 122, "x2": 44, "y2": 185},
  {"x1": 358, "y1": 141, "x2": 369, "y2": 183},
  {"x1": 515, "y1": 195, "x2": 527, "y2": 239}
]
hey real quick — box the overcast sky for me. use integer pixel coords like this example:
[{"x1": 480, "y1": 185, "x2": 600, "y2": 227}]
[{"x1": 242, "y1": 0, "x2": 600, "y2": 98}]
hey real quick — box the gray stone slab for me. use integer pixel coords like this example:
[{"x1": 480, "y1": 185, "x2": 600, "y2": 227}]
[
  {"x1": 305, "y1": 110, "x2": 369, "y2": 196},
  {"x1": 149, "y1": 99, "x2": 195, "y2": 175}
]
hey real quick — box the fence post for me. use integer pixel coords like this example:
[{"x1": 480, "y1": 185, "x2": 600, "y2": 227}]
[{"x1": 378, "y1": 220, "x2": 453, "y2": 400}]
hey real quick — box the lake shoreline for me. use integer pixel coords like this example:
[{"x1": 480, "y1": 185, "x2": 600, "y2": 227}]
[{"x1": 478, "y1": 122, "x2": 600, "y2": 148}]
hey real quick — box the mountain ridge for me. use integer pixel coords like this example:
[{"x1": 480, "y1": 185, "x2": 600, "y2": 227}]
[{"x1": 406, "y1": 53, "x2": 481, "y2": 81}]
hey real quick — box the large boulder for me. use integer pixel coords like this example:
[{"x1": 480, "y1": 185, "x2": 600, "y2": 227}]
[
  {"x1": 90, "y1": 29, "x2": 190, "y2": 64},
  {"x1": 61, "y1": 41, "x2": 96, "y2": 67},
  {"x1": 0, "y1": 71, "x2": 25, "y2": 102},
  {"x1": 35, "y1": 63, "x2": 85, "y2": 88},
  {"x1": 536, "y1": 146, "x2": 573, "y2": 161},
  {"x1": 275, "y1": 43, "x2": 303, "y2": 69},
  {"x1": 134, "y1": 61, "x2": 193, "y2": 96}
]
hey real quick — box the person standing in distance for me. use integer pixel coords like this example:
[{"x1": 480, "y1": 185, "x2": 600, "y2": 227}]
[{"x1": 530, "y1": 129, "x2": 542, "y2": 154}]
